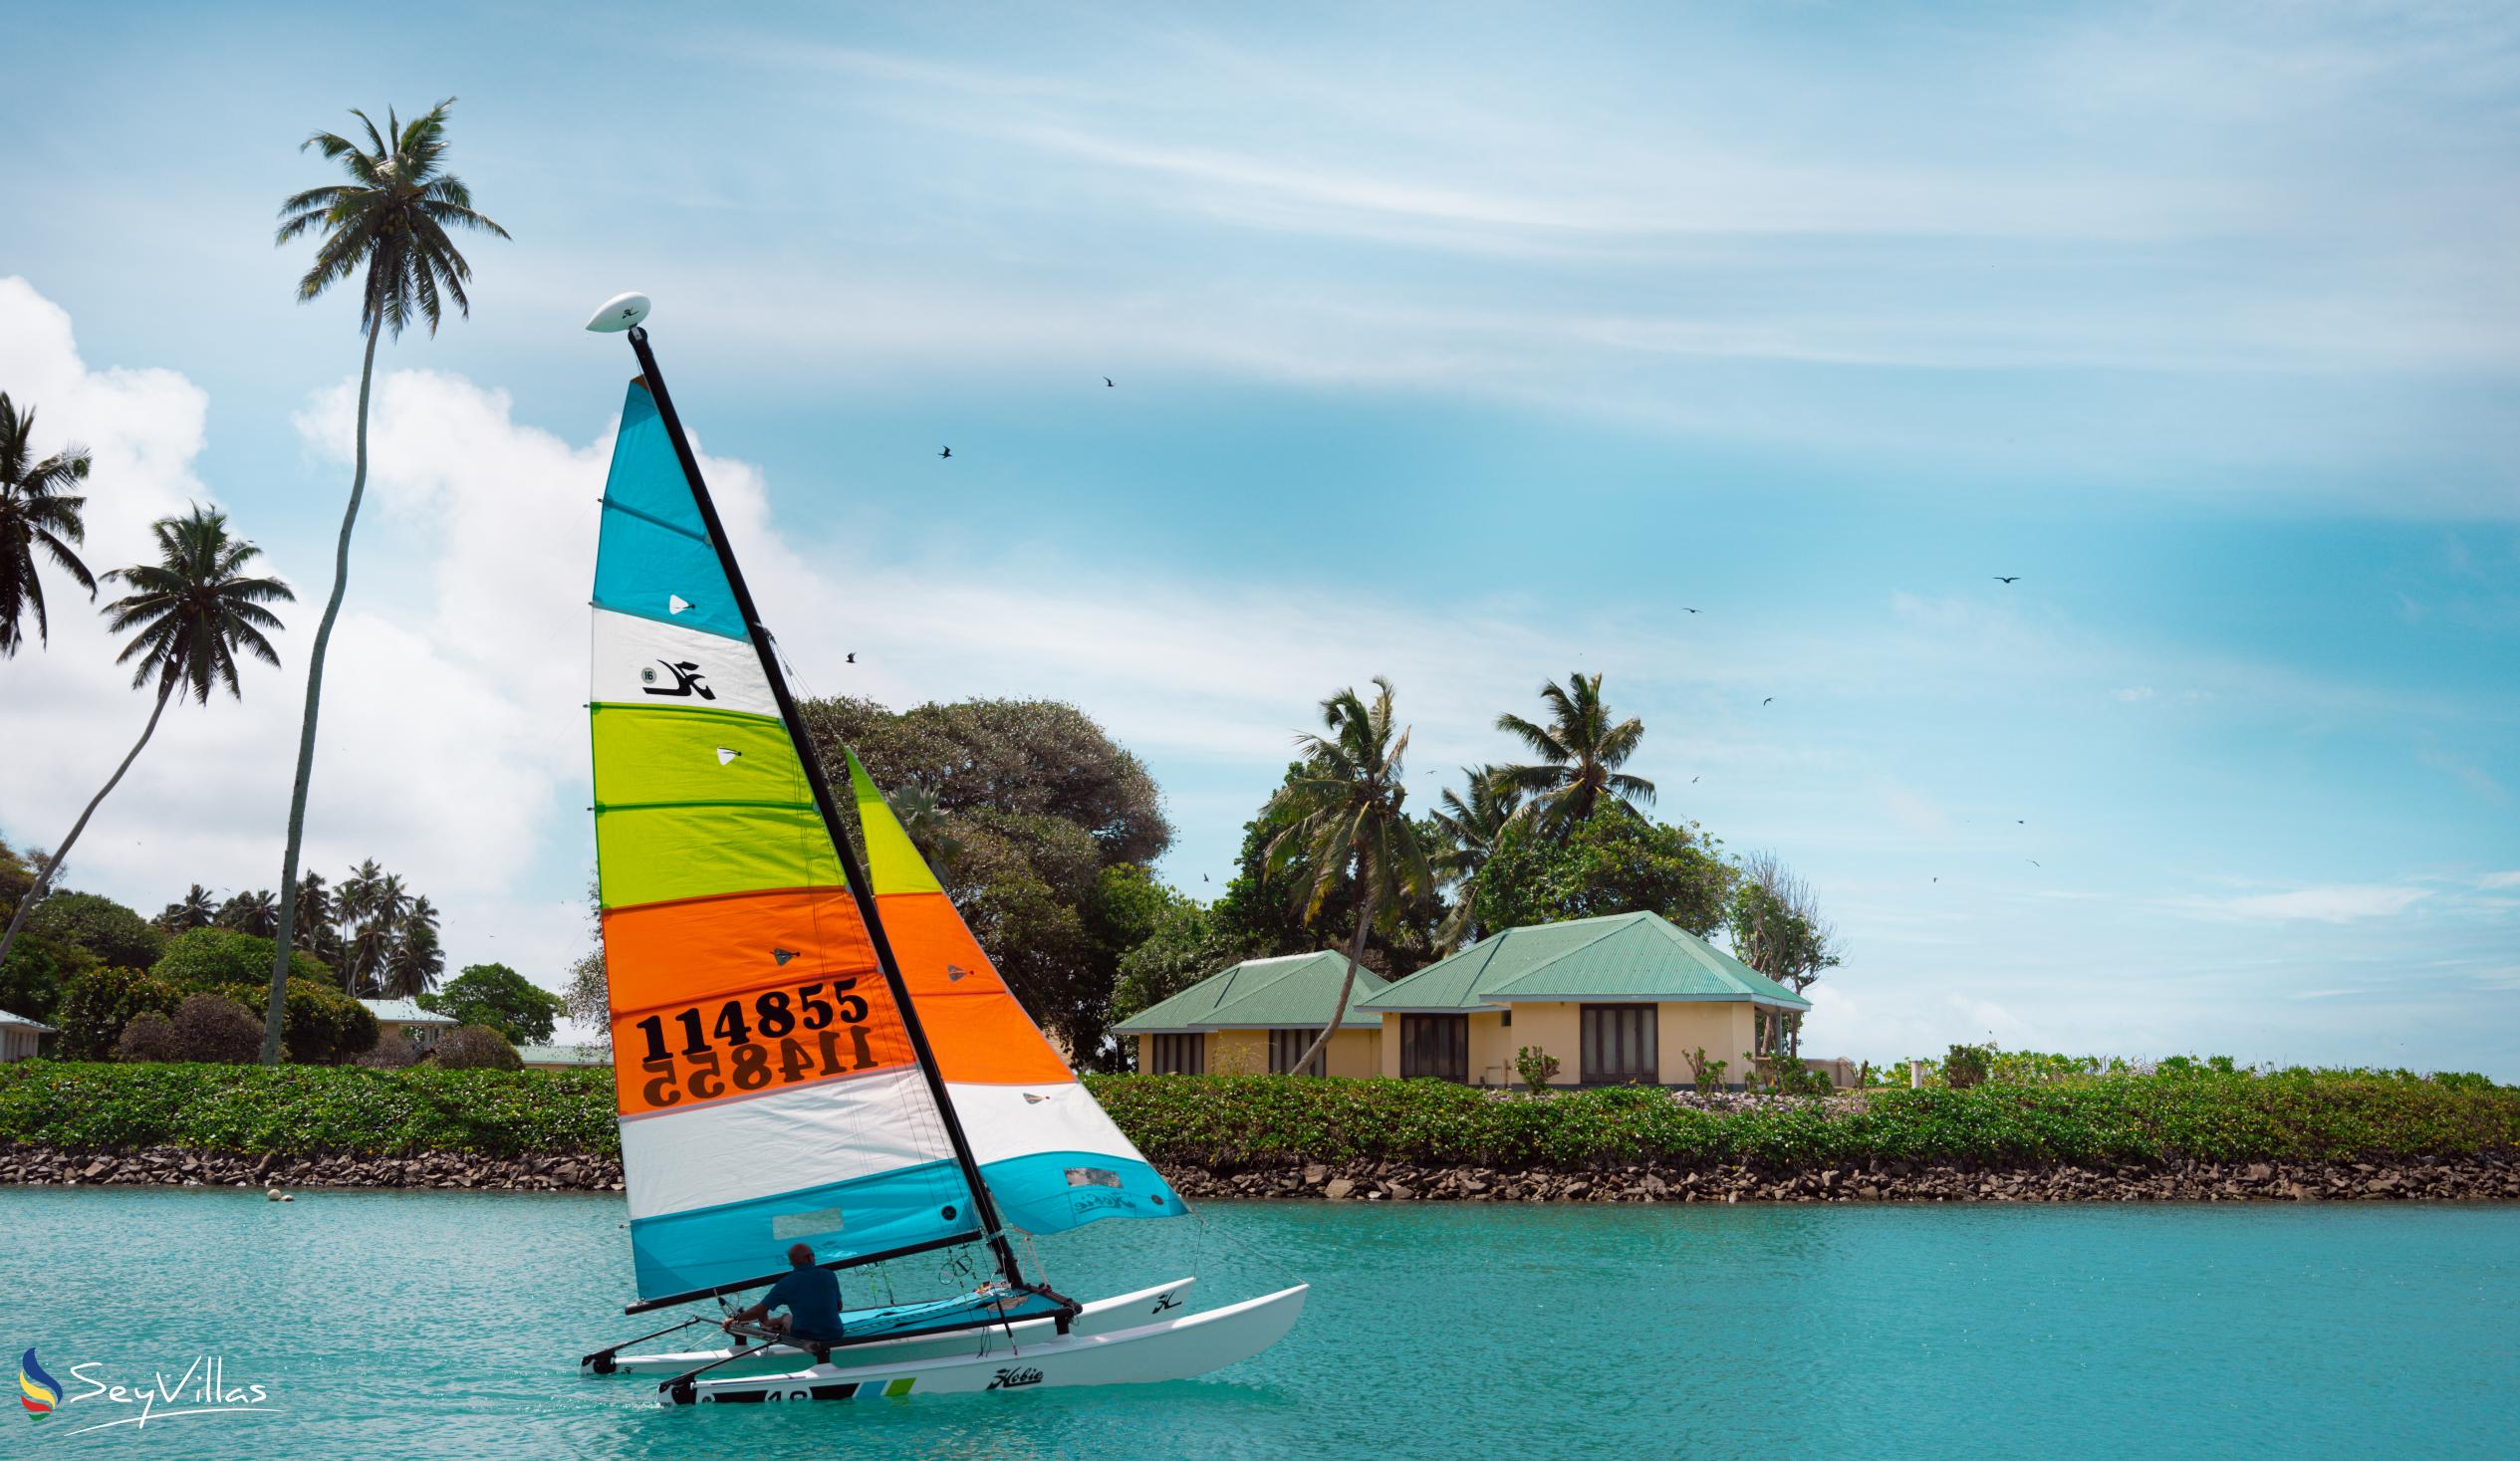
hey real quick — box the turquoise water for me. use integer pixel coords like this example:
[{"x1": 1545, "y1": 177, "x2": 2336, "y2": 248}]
[{"x1": 1, "y1": 1188, "x2": 2513, "y2": 1458}]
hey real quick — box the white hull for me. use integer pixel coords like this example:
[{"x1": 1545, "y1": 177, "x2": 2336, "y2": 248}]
[
  {"x1": 604, "y1": 1277, "x2": 1196, "y2": 1378},
  {"x1": 667, "y1": 1284, "x2": 1306, "y2": 1405}
]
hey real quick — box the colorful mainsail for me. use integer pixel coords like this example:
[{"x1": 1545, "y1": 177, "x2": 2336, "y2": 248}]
[
  {"x1": 844, "y1": 750, "x2": 1183, "y2": 1235},
  {"x1": 592, "y1": 377, "x2": 981, "y2": 1302}
]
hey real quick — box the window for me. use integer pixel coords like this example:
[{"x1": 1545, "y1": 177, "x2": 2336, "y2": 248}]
[
  {"x1": 1399, "y1": 1015, "x2": 1469, "y2": 1082},
  {"x1": 1581, "y1": 1004, "x2": 1657, "y2": 1086},
  {"x1": 1148, "y1": 1033, "x2": 1204, "y2": 1075},
  {"x1": 1268, "y1": 1029, "x2": 1326, "y2": 1077}
]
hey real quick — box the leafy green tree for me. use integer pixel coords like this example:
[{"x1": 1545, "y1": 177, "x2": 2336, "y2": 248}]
[
  {"x1": 1262, "y1": 677, "x2": 1436, "y2": 1072},
  {"x1": 431, "y1": 1024, "x2": 521, "y2": 1070},
  {"x1": 0, "y1": 508, "x2": 292, "y2": 972},
  {"x1": 1111, "y1": 898, "x2": 1233, "y2": 1027},
  {"x1": 290, "y1": 871, "x2": 336, "y2": 966},
  {"x1": 1490, "y1": 671, "x2": 1655, "y2": 836},
  {"x1": 155, "y1": 927, "x2": 335, "y2": 992},
  {"x1": 1207, "y1": 763, "x2": 1446, "y2": 980},
  {"x1": 1727, "y1": 851, "x2": 1841, "y2": 1055},
  {"x1": 0, "y1": 392, "x2": 95, "y2": 655},
  {"x1": 1470, "y1": 815, "x2": 1731, "y2": 938},
  {"x1": 26, "y1": 889, "x2": 162, "y2": 971},
  {"x1": 419, "y1": 963, "x2": 560, "y2": 1044},
  {"x1": 806, "y1": 695, "x2": 1174, "y2": 1064},
  {"x1": 805, "y1": 696, "x2": 1171, "y2": 863},
  {"x1": 0, "y1": 940, "x2": 68, "y2": 1026},
  {"x1": 265, "y1": 98, "x2": 508, "y2": 1064},
  {"x1": 55, "y1": 965, "x2": 183, "y2": 1060}
]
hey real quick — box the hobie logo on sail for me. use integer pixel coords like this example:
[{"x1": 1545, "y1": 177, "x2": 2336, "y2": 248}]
[
  {"x1": 20, "y1": 1348, "x2": 59, "y2": 1415},
  {"x1": 639, "y1": 659, "x2": 715, "y2": 699}
]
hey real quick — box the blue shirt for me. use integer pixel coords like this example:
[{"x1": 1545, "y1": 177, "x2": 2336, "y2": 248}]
[{"x1": 763, "y1": 1265, "x2": 844, "y2": 1341}]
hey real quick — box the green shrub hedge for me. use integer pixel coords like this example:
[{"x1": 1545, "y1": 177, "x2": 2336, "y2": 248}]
[{"x1": 0, "y1": 1064, "x2": 2509, "y2": 1165}]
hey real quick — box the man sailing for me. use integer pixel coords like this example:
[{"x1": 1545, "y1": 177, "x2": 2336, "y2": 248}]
[{"x1": 722, "y1": 1243, "x2": 846, "y2": 1347}]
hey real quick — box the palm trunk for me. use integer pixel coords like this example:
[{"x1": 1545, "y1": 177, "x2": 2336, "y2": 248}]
[
  {"x1": 261, "y1": 317, "x2": 380, "y2": 1064},
  {"x1": 1293, "y1": 873, "x2": 1379, "y2": 1076},
  {"x1": 0, "y1": 676, "x2": 177, "y2": 970}
]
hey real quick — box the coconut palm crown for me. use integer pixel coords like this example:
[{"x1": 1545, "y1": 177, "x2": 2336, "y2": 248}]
[
  {"x1": 275, "y1": 100, "x2": 510, "y2": 337},
  {"x1": 0, "y1": 392, "x2": 97, "y2": 656},
  {"x1": 1490, "y1": 671, "x2": 1655, "y2": 836}
]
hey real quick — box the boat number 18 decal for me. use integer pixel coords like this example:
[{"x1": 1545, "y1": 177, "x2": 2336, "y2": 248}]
[{"x1": 629, "y1": 979, "x2": 885, "y2": 1108}]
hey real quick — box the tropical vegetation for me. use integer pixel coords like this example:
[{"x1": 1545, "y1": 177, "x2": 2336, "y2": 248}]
[
  {"x1": 264, "y1": 97, "x2": 508, "y2": 1064},
  {"x1": 0, "y1": 507, "x2": 293, "y2": 975},
  {"x1": 0, "y1": 1061, "x2": 2506, "y2": 1168},
  {"x1": 0, "y1": 392, "x2": 95, "y2": 657}
]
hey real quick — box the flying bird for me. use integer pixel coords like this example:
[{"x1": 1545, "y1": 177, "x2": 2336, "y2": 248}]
[
  {"x1": 846, "y1": 652, "x2": 857, "y2": 664},
  {"x1": 1762, "y1": 697, "x2": 1774, "y2": 706},
  {"x1": 1691, "y1": 776, "x2": 1699, "y2": 784},
  {"x1": 2027, "y1": 859, "x2": 2041, "y2": 867},
  {"x1": 1104, "y1": 376, "x2": 1115, "y2": 387},
  {"x1": 939, "y1": 446, "x2": 952, "y2": 459},
  {"x1": 1993, "y1": 576, "x2": 2021, "y2": 584},
  {"x1": 1682, "y1": 607, "x2": 1700, "y2": 614}
]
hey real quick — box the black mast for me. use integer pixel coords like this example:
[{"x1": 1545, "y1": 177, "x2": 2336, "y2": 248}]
[{"x1": 621, "y1": 324, "x2": 1028, "y2": 1302}]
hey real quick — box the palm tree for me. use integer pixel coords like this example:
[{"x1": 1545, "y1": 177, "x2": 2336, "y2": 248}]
[
  {"x1": 157, "y1": 884, "x2": 218, "y2": 934},
  {"x1": 381, "y1": 914, "x2": 442, "y2": 999},
  {"x1": 291, "y1": 871, "x2": 335, "y2": 966},
  {"x1": 214, "y1": 889, "x2": 281, "y2": 938},
  {"x1": 884, "y1": 783, "x2": 965, "y2": 875},
  {"x1": 0, "y1": 508, "x2": 292, "y2": 968},
  {"x1": 1490, "y1": 671, "x2": 1655, "y2": 836},
  {"x1": 0, "y1": 393, "x2": 96, "y2": 656},
  {"x1": 262, "y1": 98, "x2": 507, "y2": 1063},
  {"x1": 1263, "y1": 677, "x2": 1435, "y2": 1074},
  {"x1": 1430, "y1": 764, "x2": 1522, "y2": 948}
]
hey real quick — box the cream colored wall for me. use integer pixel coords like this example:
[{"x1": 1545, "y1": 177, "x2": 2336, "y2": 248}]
[
  {"x1": 1501, "y1": 1001, "x2": 1583, "y2": 1084},
  {"x1": 1324, "y1": 1027, "x2": 1379, "y2": 1079},
  {"x1": 1467, "y1": 1011, "x2": 1516, "y2": 1086},
  {"x1": 1656, "y1": 1002, "x2": 1757, "y2": 1087},
  {"x1": 1206, "y1": 1029, "x2": 1269, "y2": 1075}
]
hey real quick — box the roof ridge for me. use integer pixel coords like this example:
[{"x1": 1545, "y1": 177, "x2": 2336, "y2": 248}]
[{"x1": 1485, "y1": 913, "x2": 1635, "y2": 985}]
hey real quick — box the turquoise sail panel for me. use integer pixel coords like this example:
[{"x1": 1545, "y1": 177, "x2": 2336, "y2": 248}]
[
  {"x1": 628, "y1": 1160, "x2": 980, "y2": 1299},
  {"x1": 592, "y1": 381, "x2": 746, "y2": 640},
  {"x1": 978, "y1": 1151, "x2": 1185, "y2": 1237}
]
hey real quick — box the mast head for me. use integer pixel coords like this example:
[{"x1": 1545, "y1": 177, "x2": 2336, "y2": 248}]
[{"x1": 586, "y1": 292, "x2": 652, "y2": 333}]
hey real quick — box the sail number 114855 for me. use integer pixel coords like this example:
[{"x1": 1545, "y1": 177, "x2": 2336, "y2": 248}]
[{"x1": 630, "y1": 979, "x2": 881, "y2": 1107}]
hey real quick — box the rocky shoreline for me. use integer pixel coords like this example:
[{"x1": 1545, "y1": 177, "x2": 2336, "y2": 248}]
[{"x1": 6, "y1": 1143, "x2": 2517, "y2": 1202}]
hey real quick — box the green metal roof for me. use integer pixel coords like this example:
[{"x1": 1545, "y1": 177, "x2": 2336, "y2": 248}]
[
  {"x1": 1356, "y1": 911, "x2": 1812, "y2": 1012},
  {"x1": 1113, "y1": 951, "x2": 1390, "y2": 1033},
  {"x1": 359, "y1": 998, "x2": 457, "y2": 1025}
]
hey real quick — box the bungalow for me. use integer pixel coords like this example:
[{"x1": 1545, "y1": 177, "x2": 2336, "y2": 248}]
[
  {"x1": 360, "y1": 998, "x2": 459, "y2": 1051},
  {"x1": 1, "y1": 1008, "x2": 54, "y2": 1062},
  {"x1": 1353, "y1": 910, "x2": 1812, "y2": 1090},
  {"x1": 515, "y1": 1043, "x2": 612, "y2": 1071},
  {"x1": 1113, "y1": 951, "x2": 1387, "y2": 1079}
]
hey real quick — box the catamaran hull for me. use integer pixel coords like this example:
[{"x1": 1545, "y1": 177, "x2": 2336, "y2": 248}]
[
  {"x1": 603, "y1": 1277, "x2": 1197, "y2": 1377},
  {"x1": 665, "y1": 1284, "x2": 1305, "y2": 1405}
]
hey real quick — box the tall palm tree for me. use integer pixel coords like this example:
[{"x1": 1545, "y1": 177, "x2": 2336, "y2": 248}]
[
  {"x1": 0, "y1": 393, "x2": 96, "y2": 656},
  {"x1": 382, "y1": 914, "x2": 442, "y2": 999},
  {"x1": 1263, "y1": 676, "x2": 1435, "y2": 1074},
  {"x1": 1430, "y1": 764, "x2": 1522, "y2": 948},
  {"x1": 263, "y1": 98, "x2": 507, "y2": 1062},
  {"x1": 157, "y1": 884, "x2": 218, "y2": 934},
  {"x1": 1490, "y1": 671, "x2": 1655, "y2": 836},
  {"x1": 214, "y1": 889, "x2": 281, "y2": 938},
  {"x1": 291, "y1": 871, "x2": 335, "y2": 966},
  {"x1": 0, "y1": 508, "x2": 291, "y2": 968}
]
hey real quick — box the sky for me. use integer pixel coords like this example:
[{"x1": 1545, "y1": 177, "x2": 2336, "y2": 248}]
[{"x1": 2, "y1": 1, "x2": 2515, "y2": 1073}]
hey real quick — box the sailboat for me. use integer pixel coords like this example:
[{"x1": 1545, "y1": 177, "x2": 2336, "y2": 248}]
[{"x1": 572, "y1": 293, "x2": 1305, "y2": 1405}]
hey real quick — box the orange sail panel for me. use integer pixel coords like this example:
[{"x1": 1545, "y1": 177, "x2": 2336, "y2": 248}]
[
  {"x1": 590, "y1": 377, "x2": 978, "y2": 1300},
  {"x1": 844, "y1": 750, "x2": 1185, "y2": 1234}
]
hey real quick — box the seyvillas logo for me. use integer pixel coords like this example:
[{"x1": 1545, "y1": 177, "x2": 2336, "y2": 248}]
[
  {"x1": 15, "y1": 1349, "x2": 281, "y2": 1437},
  {"x1": 19, "y1": 1348, "x2": 59, "y2": 1415},
  {"x1": 985, "y1": 1366, "x2": 1044, "y2": 1390}
]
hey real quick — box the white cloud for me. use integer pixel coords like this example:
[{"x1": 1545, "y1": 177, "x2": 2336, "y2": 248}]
[
  {"x1": 2480, "y1": 870, "x2": 2520, "y2": 890},
  {"x1": 2179, "y1": 884, "x2": 2433, "y2": 924},
  {"x1": 2113, "y1": 686, "x2": 2156, "y2": 702}
]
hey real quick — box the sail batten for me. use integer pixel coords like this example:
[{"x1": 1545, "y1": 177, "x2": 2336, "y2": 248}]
[{"x1": 591, "y1": 373, "x2": 986, "y2": 1302}]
